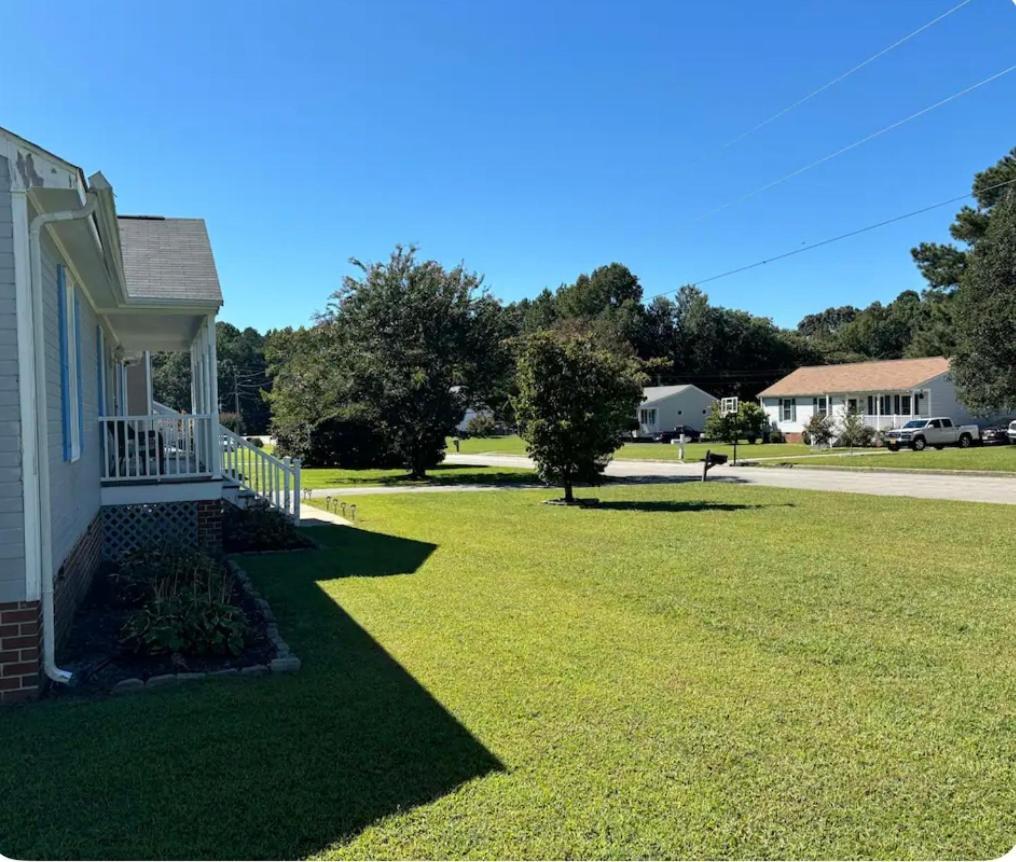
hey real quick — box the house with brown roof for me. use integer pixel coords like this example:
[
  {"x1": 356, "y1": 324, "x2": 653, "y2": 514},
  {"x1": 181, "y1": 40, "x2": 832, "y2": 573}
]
[{"x1": 757, "y1": 356, "x2": 979, "y2": 442}]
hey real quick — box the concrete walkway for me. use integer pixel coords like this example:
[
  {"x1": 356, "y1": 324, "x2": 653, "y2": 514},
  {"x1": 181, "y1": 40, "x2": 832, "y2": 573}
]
[{"x1": 440, "y1": 453, "x2": 1016, "y2": 506}]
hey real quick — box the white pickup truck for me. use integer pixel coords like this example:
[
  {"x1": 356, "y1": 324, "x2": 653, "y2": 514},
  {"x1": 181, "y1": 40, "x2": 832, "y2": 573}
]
[{"x1": 884, "y1": 417, "x2": 980, "y2": 451}]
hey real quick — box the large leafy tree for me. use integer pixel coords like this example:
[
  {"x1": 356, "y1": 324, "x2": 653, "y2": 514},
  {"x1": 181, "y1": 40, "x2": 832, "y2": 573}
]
[
  {"x1": 950, "y1": 187, "x2": 1016, "y2": 413},
  {"x1": 323, "y1": 245, "x2": 495, "y2": 478},
  {"x1": 512, "y1": 332, "x2": 646, "y2": 503}
]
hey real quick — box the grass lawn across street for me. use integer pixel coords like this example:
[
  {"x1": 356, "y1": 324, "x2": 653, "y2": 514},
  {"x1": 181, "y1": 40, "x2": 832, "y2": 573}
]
[
  {"x1": 761, "y1": 443, "x2": 1016, "y2": 473},
  {"x1": 1, "y1": 482, "x2": 1013, "y2": 858}
]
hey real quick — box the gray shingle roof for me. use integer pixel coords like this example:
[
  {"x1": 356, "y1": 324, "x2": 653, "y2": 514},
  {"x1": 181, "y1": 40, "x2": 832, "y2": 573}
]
[
  {"x1": 117, "y1": 216, "x2": 222, "y2": 304},
  {"x1": 640, "y1": 385, "x2": 698, "y2": 405}
]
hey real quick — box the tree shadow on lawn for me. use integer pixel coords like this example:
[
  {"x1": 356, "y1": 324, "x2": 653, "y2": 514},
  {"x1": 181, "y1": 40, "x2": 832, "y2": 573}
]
[
  {"x1": 0, "y1": 526, "x2": 503, "y2": 861},
  {"x1": 591, "y1": 500, "x2": 794, "y2": 513},
  {"x1": 309, "y1": 464, "x2": 538, "y2": 487}
]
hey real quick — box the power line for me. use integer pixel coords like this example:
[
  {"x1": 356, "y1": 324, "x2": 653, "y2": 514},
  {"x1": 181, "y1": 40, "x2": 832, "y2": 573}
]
[
  {"x1": 649, "y1": 177, "x2": 1016, "y2": 303},
  {"x1": 722, "y1": 0, "x2": 978, "y2": 148},
  {"x1": 699, "y1": 63, "x2": 1016, "y2": 221}
]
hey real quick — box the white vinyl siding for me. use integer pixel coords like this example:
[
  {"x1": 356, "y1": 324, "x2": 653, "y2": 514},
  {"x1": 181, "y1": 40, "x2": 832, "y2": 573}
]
[
  {"x1": 42, "y1": 232, "x2": 102, "y2": 575},
  {"x1": 0, "y1": 154, "x2": 27, "y2": 601}
]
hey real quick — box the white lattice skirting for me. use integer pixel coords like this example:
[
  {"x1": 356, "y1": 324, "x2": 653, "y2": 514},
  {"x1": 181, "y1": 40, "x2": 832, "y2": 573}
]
[{"x1": 102, "y1": 502, "x2": 199, "y2": 560}]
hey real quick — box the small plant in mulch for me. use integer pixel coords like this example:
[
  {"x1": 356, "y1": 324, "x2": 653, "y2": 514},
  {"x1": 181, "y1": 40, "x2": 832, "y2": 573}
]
[
  {"x1": 223, "y1": 499, "x2": 313, "y2": 553},
  {"x1": 115, "y1": 545, "x2": 248, "y2": 658}
]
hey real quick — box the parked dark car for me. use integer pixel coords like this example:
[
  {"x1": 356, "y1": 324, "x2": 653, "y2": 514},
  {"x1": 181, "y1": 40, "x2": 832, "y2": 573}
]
[
  {"x1": 981, "y1": 422, "x2": 1015, "y2": 446},
  {"x1": 653, "y1": 425, "x2": 701, "y2": 443}
]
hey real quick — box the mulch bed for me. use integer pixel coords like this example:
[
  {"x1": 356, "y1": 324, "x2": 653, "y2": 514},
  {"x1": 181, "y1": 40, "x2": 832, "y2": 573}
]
[{"x1": 53, "y1": 563, "x2": 277, "y2": 697}]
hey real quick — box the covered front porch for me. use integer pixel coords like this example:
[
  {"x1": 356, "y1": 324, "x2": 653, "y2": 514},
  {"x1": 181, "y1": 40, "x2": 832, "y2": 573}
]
[
  {"x1": 835, "y1": 388, "x2": 932, "y2": 431},
  {"x1": 97, "y1": 308, "x2": 301, "y2": 518},
  {"x1": 99, "y1": 312, "x2": 221, "y2": 487}
]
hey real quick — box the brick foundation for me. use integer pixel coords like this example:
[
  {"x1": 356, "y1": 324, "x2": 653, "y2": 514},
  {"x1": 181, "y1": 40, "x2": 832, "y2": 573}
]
[
  {"x1": 197, "y1": 499, "x2": 223, "y2": 553},
  {"x1": 0, "y1": 601, "x2": 41, "y2": 704},
  {"x1": 54, "y1": 514, "x2": 103, "y2": 649},
  {"x1": 783, "y1": 432, "x2": 804, "y2": 443}
]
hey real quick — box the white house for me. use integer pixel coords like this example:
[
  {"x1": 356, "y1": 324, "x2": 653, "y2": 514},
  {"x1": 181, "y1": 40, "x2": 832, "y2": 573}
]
[
  {"x1": 634, "y1": 384, "x2": 717, "y2": 438},
  {"x1": 757, "y1": 356, "x2": 980, "y2": 442},
  {"x1": 0, "y1": 127, "x2": 299, "y2": 702}
]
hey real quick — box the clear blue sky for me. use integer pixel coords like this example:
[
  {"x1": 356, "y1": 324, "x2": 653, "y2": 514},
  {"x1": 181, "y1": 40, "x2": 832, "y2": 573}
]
[{"x1": 3, "y1": 0, "x2": 1014, "y2": 331}]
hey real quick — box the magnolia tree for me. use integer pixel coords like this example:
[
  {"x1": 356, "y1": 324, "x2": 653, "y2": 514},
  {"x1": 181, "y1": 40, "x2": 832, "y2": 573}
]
[{"x1": 512, "y1": 333, "x2": 646, "y2": 503}]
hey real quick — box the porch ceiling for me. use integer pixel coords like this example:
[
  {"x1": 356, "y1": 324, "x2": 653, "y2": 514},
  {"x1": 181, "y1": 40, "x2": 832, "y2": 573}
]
[{"x1": 104, "y1": 309, "x2": 206, "y2": 352}]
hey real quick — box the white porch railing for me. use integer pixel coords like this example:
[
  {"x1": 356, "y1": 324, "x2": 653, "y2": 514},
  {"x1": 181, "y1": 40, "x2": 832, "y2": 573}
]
[
  {"x1": 100, "y1": 414, "x2": 215, "y2": 481},
  {"x1": 221, "y1": 427, "x2": 301, "y2": 521},
  {"x1": 862, "y1": 414, "x2": 924, "y2": 431}
]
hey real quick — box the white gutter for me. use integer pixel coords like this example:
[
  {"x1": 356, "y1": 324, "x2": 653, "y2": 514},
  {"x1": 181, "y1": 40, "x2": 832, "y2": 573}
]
[{"x1": 28, "y1": 193, "x2": 98, "y2": 685}]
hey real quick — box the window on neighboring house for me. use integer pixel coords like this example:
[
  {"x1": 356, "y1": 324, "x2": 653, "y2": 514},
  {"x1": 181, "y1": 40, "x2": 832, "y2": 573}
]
[
  {"x1": 780, "y1": 398, "x2": 796, "y2": 422},
  {"x1": 639, "y1": 408, "x2": 657, "y2": 425},
  {"x1": 847, "y1": 398, "x2": 858, "y2": 414},
  {"x1": 880, "y1": 394, "x2": 892, "y2": 415},
  {"x1": 812, "y1": 396, "x2": 828, "y2": 416},
  {"x1": 57, "y1": 265, "x2": 83, "y2": 462},
  {"x1": 900, "y1": 394, "x2": 911, "y2": 414}
]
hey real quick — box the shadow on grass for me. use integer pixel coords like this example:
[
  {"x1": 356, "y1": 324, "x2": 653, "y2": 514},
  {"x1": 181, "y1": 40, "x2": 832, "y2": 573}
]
[
  {"x1": 0, "y1": 526, "x2": 502, "y2": 860},
  {"x1": 591, "y1": 500, "x2": 795, "y2": 514}
]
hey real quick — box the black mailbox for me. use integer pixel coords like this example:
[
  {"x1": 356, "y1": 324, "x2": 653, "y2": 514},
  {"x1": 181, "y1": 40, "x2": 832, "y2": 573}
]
[{"x1": 701, "y1": 449, "x2": 728, "y2": 481}]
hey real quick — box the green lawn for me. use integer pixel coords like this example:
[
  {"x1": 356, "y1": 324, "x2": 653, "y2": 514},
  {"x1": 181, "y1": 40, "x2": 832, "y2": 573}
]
[
  {"x1": 2, "y1": 484, "x2": 1014, "y2": 859},
  {"x1": 450, "y1": 433, "x2": 813, "y2": 462},
  {"x1": 762, "y1": 444, "x2": 1016, "y2": 473}
]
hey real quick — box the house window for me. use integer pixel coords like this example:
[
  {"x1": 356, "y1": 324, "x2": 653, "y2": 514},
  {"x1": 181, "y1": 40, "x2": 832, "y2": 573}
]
[
  {"x1": 57, "y1": 266, "x2": 82, "y2": 462},
  {"x1": 847, "y1": 398, "x2": 858, "y2": 414},
  {"x1": 900, "y1": 394, "x2": 911, "y2": 414},
  {"x1": 867, "y1": 395, "x2": 875, "y2": 415},
  {"x1": 780, "y1": 398, "x2": 796, "y2": 422},
  {"x1": 880, "y1": 394, "x2": 892, "y2": 415},
  {"x1": 812, "y1": 396, "x2": 828, "y2": 416},
  {"x1": 639, "y1": 408, "x2": 656, "y2": 426}
]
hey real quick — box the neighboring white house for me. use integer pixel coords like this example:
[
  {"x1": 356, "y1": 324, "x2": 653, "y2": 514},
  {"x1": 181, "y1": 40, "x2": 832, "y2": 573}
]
[
  {"x1": 757, "y1": 356, "x2": 981, "y2": 442},
  {"x1": 0, "y1": 127, "x2": 299, "y2": 703},
  {"x1": 634, "y1": 384, "x2": 717, "y2": 438}
]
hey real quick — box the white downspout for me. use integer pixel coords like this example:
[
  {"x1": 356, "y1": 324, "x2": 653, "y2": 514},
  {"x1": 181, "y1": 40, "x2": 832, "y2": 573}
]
[{"x1": 29, "y1": 193, "x2": 98, "y2": 685}]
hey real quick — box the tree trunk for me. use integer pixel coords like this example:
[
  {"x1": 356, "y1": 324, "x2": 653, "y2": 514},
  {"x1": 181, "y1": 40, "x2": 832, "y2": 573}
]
[{"x1": 564, "y1": 481, "x2": 574, "y2": 503}]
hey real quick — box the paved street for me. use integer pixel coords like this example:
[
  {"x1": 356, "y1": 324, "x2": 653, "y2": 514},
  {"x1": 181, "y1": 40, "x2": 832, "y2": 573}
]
[{"x1": 440, "y1": 453, "x2": 1016, "y2": 506}]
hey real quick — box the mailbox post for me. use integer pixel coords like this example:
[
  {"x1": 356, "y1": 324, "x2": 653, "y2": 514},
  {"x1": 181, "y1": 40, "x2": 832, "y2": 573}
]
[{"x1": 702, "y1": 450, "x2": 728, "y2": 482}]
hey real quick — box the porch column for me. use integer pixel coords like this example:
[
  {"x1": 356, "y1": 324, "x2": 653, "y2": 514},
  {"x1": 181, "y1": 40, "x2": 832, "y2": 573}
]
[
  {"x1": 206, "y1": 315, "x2": 222, "y2": 477},
  {"x1": 143, "y1": 351, "x2": 153, "y2": 414}
]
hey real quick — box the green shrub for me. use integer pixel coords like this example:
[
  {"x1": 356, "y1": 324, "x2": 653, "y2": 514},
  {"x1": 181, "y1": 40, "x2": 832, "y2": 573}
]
[
  {"x1": 804, "y1": 412, "x2": 835, "y2": 447},
  {"x1": 836, "y1": 411, "x2": 876, "y2": 448},
  {"x1": 114, "y1": 545, "x2": 249, "y2": 657},
  {"x1": 464, "y1": 412, "x2": 498, "y2": 437},
  {"x1": 223, "y1": 499, "x2": 309, "y2": 553},
  {"x1": 112, "y1": 545, "x2": 224, "y2": 607},
  {"x1": 246, "y1": 436, "x2": 265, "y2": 449},
  {"x1": 121, "y1": 574, "x2": 247, "y2": 657}
]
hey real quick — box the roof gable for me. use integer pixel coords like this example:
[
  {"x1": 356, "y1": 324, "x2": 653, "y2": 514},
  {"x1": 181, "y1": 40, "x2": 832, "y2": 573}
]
[
  {"x1": 758, "y1": 357, "x2": 950, "y2": 397},
  {"x1": 117, "y1": 216, "x2": 222, "y2": 305}
]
